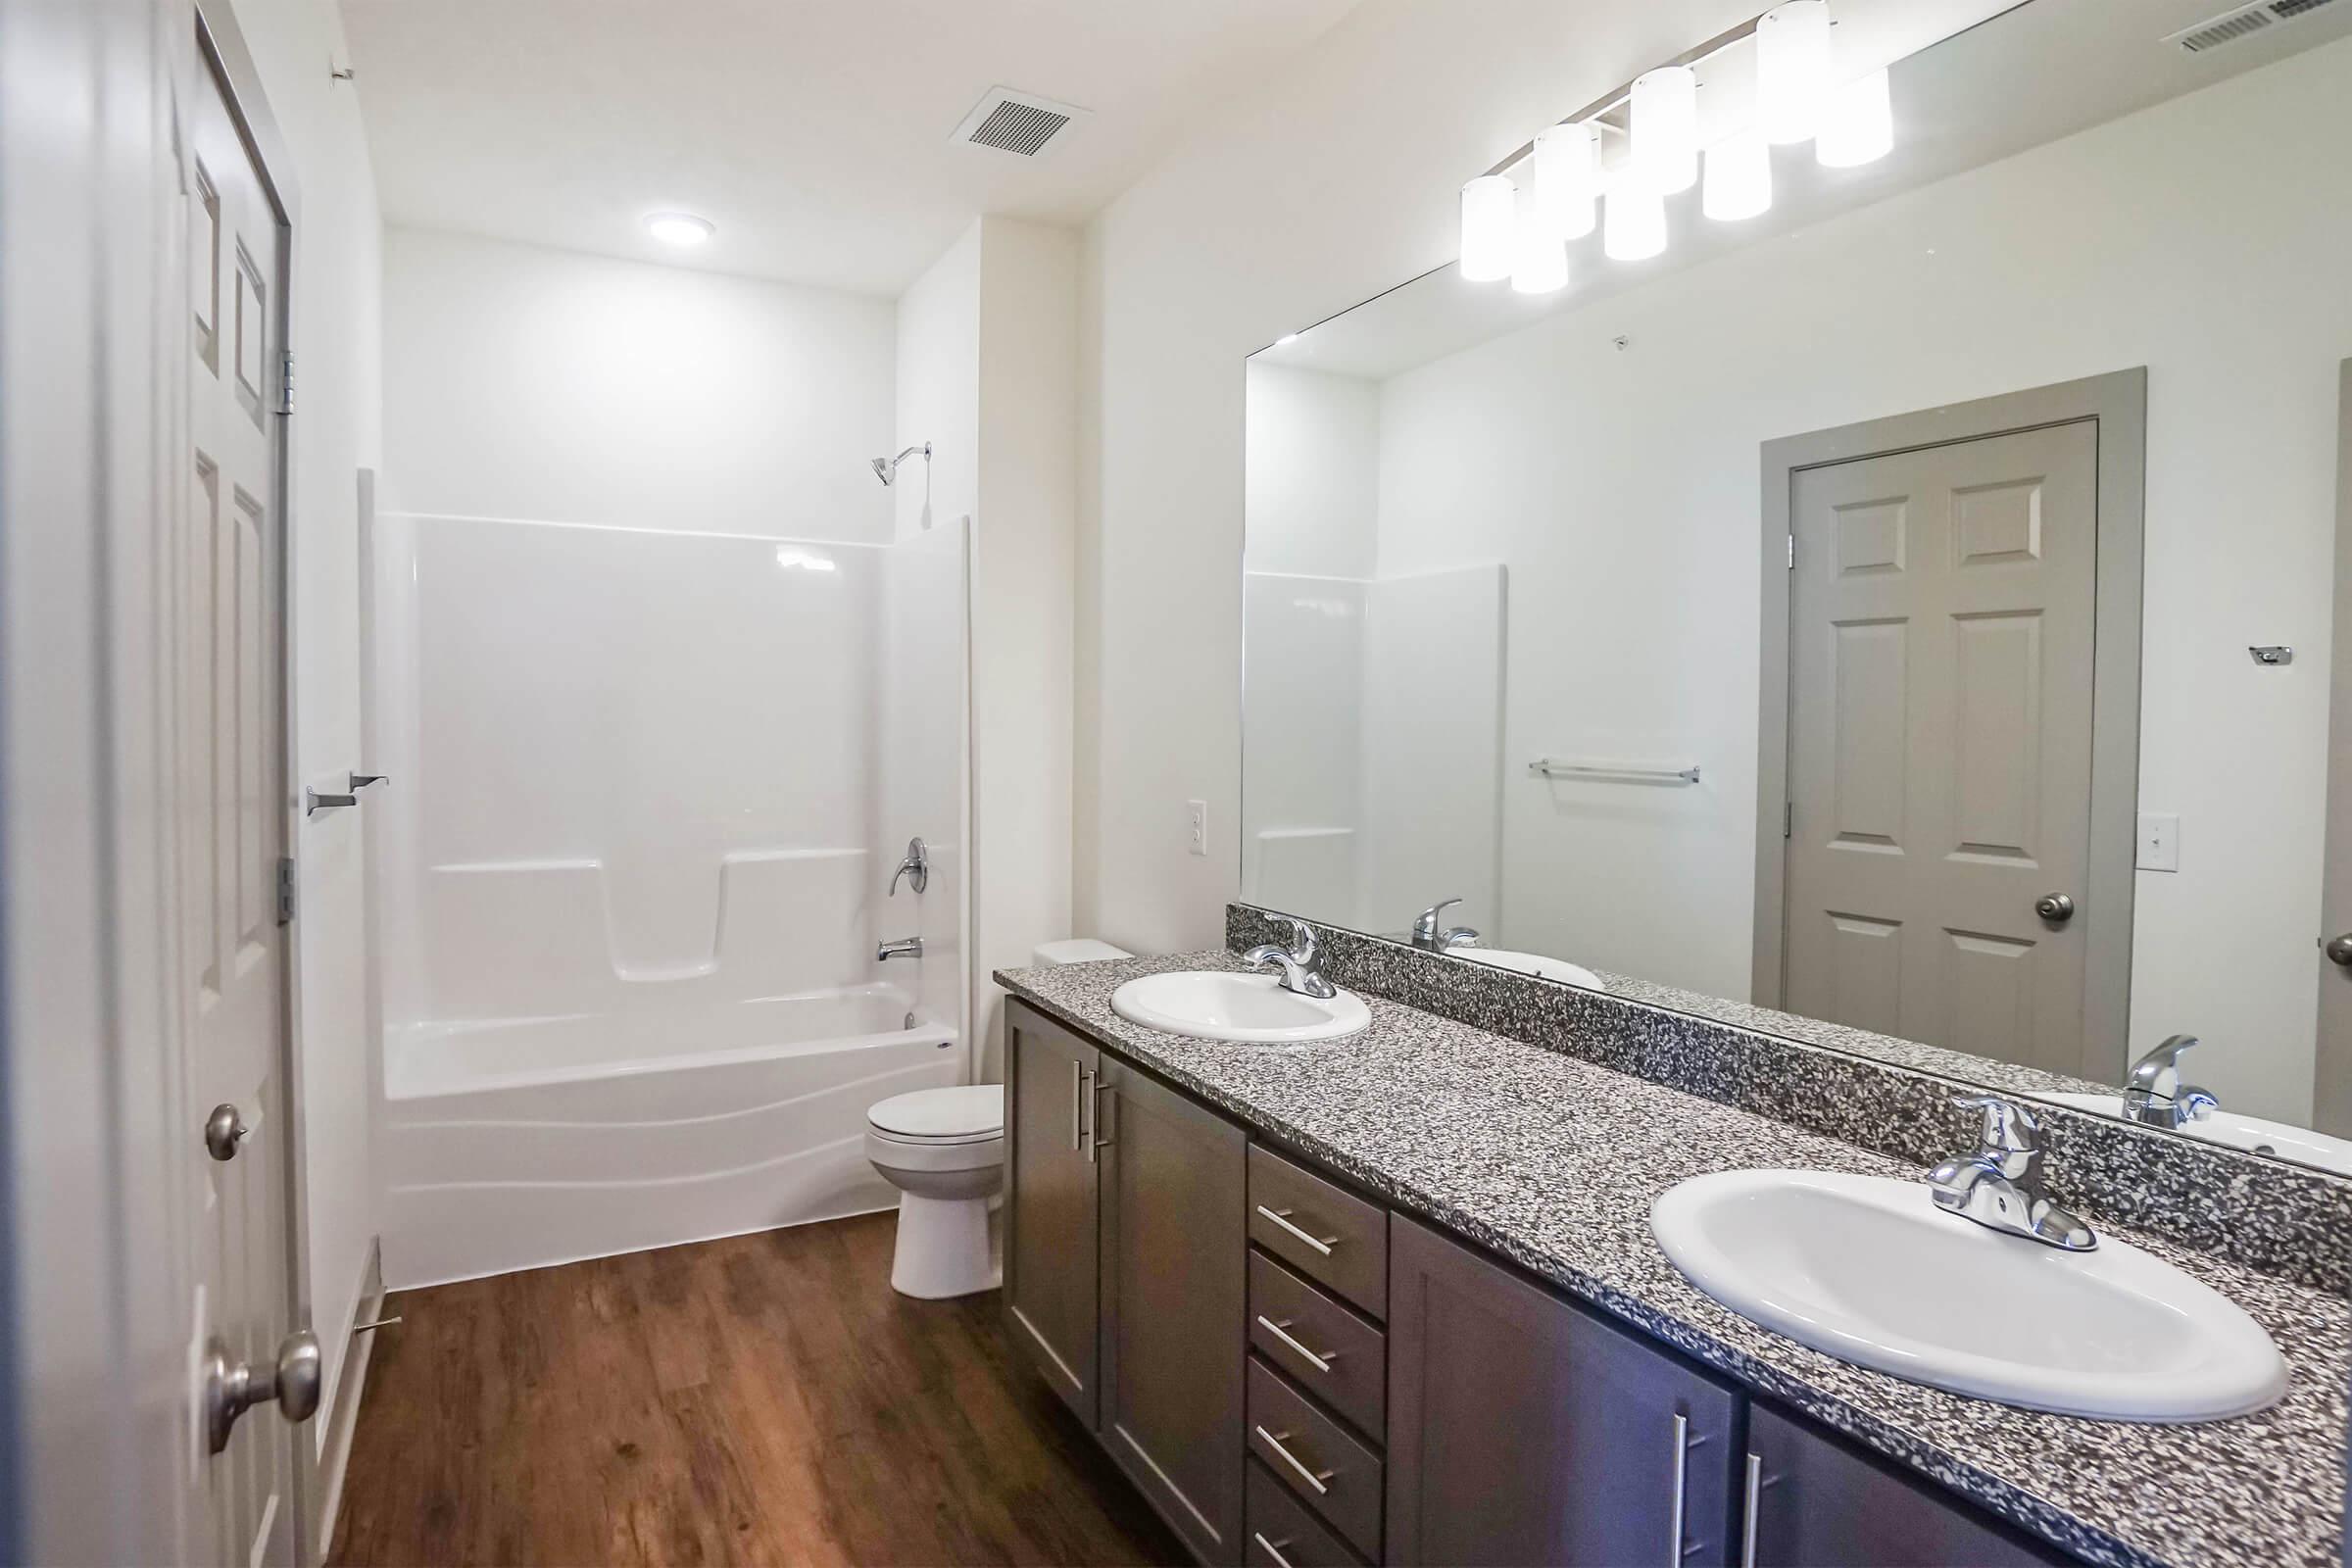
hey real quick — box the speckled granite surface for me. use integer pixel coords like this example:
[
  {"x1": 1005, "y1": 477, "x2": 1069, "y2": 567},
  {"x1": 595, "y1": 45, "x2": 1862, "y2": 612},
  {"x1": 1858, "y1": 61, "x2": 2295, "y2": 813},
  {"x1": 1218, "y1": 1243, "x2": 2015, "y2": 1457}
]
[
  {"x1": 1231, "y1": 906, "x2": 2352, "y2": 1296},
  {"x1": 998, "y1": 950, "x2": 2351, "y2": 1568}
]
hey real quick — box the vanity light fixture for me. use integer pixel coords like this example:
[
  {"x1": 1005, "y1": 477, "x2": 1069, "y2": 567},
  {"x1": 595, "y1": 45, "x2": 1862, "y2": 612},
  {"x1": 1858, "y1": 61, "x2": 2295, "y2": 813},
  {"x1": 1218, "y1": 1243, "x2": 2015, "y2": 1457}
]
[
  {"x1": 1702, "y1": 127, "x2": 1773, "y2": 220},
  {"x1": 1756, "y1": 1, "x2": 1834, "y2": 144},
  {"x1": 1534, "y1": 121, "x2": 1602, "y2": 241},
  {"x1": 1602, "y1": 177, "x2": 1667, "y2": 262},
  {"x1": 1815, "y1": 67, "x2": 1893, "y2": 168},
  {"x1": 1631, "y1": 66, "x2": 1700, "y2": 195},
  {"x1": 1459, "y1": 174, "x2": 1517, "y2": 281},
  {"x1": 644, "y1": 212, "x2": 715, "y2": 247}
]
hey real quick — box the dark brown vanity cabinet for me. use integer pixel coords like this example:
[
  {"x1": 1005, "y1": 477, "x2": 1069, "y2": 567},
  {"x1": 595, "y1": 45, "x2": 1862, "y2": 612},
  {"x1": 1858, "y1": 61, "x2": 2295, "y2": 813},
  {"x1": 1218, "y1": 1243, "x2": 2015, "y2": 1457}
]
[
  {"x1": 1386, "y1": 1213, "x2": 1743, "y2": 1568},
  {"x1": 1742, "y1": 1406, "x2": 2067, "y2": 1567},
  {"x1": 1005, "y1": 1004, "x2": 1250, "y2": 1565}
]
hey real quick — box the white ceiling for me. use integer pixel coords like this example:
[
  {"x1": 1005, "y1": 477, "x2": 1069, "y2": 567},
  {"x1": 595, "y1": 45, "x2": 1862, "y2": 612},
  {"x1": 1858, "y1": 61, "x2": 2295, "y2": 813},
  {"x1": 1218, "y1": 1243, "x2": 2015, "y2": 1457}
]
[{"x1": 339, "y1": 0, "x2": 1366, "y2": 295}]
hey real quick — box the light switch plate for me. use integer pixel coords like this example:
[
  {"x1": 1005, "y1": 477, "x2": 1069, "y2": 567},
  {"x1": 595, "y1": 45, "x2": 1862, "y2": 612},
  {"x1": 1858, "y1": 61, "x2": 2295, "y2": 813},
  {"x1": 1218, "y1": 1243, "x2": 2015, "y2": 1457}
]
[
  {"x1": 1187, "y1": 799, "x2": 1208, "y2": 858},
  {"x1": 2137, "y1": 811, "x2": 2180, "y2": 873}
]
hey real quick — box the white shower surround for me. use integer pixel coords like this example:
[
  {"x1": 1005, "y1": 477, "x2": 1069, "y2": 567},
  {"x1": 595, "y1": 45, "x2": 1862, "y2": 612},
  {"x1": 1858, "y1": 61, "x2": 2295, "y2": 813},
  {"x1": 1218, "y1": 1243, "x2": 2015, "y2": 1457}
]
[{"x1": 369, "y1": 511, "x2": 968, "y2": 1287}]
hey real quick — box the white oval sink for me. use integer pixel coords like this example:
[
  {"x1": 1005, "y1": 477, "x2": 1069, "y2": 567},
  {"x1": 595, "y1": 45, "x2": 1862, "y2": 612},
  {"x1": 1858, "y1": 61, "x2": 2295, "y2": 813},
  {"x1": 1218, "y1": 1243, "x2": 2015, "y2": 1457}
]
[
  {"x1": 1110, "y1": 970, "x2": 1370, "y2": 1045},
  {"x1": 2035, "y1": 1091, "x2": 2352, "y2": 1178},
  {"x1": 1446, "y1": 947, "x2": 1606, "y2": 991},
  {"x1": 1651, "y1": 1169, "x2": 2285, "y2": 1422}
]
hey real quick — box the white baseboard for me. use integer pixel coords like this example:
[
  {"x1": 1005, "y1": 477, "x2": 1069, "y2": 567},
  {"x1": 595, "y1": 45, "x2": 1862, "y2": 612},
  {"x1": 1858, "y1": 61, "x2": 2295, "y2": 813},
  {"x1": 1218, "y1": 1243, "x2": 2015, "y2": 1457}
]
[{"x1": 308, "y1": 1237, "x2": 386, "y2": 1562}]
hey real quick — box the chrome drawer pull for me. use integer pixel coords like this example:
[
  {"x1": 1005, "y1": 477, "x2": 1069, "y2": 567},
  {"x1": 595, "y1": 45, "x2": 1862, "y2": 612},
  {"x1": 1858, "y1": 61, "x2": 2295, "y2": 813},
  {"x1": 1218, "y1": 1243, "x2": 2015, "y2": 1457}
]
[
  {"x1": 1253, "y1": 1425, "x2": 1334, "y2": 1495},
  {"x1": 1668, "y1": 1411, "x2": 1689, "y2": 1565},
  {"x1": 1254, "y1": 1314, "x2": 1335, "y2": 1374},
  {"x1": 1740, "y1": 1451, "x2": 1764, "y2": 1568},
  {"x1": 1070, "y1": 1059, "x2": 1084, "y2": 1152},
  {"x1": 1255, "y1": 1204, "x2": 1338, "y2": 1256},
  {"x1": 1252, "y1": 1533, "x2": 1297, "y2": 1568}
]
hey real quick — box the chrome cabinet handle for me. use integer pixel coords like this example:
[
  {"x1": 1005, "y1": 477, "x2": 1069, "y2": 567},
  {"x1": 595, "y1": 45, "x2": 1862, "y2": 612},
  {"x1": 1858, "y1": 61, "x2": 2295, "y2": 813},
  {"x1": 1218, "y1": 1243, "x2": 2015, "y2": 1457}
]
[
  {"x1": 204, "y1": 1102, "x2": 250, "y2": 1162},
  {"x1": 1252, "y1": 1425, "x2": 1333, "y2": 1495},
  {"x1": 1251, "y1": 1532, "x2": 1297, "y2": 1568},
  {"x1": 1668, "y1": 1411, "x2": 1689, "y2": 1565},
  {"x1": 1070, "y1": 1059, "x2": 1084, "y2": 1152},
  {"x1": 1092, "y1": 1077, "x2": 1115, "y2": 1152},
  {"x1": 1740, "y1": 1451, "x2": 1763, "y2": 1568},
  {"x1": 1254, "y1": 1204, "x2": 1337, "y2": 1256},
  {"x1": 1253, "y1": 1314, "x2": 1334, "y2": 1374}
]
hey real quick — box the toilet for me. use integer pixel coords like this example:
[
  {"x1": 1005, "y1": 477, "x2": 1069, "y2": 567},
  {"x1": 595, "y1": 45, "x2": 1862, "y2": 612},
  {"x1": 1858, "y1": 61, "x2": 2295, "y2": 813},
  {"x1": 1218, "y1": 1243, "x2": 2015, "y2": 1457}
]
[{"x1": 866, "y1": 938, "x2": 1131, "y2": 1298}]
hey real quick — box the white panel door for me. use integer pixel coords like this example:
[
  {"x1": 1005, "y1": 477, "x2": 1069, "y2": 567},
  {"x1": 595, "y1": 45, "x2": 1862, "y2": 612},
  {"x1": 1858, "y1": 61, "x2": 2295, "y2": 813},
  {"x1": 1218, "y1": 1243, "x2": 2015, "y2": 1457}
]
[
  {"x1": 1782, "y1": 421, "x2": 2099, "y2": 1075},
  {"x1": 183, "y1": 37, "x2": 298, "y2": 1568}
]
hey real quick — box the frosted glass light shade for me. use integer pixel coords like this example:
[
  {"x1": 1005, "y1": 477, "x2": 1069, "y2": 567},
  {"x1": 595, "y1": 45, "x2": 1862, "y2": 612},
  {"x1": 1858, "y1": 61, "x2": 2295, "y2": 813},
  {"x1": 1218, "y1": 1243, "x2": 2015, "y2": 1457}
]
[
  {"x1": 1702, "y1": 129, "x2": 1772, "y2": 221},
  {"x1": 1510, "y1": 199, "x2": 1569, "y2": 294},
  {"x1": 1602, "y1": 179, "x2": 1667, "y2": 262},
  {"x1": 1816, "y1": 68, "x2": 1893, "y2": 168},
  {"x1": 1534, "y1": 122, "x2": 1601, "y2": 241},
  {"x1": 1632, "y1": 67, "x2": 1699, "y2": 195},
  {"x1": 1460, "y1": 174, "x2": 1516, "y2": 281},
  {"x1": 1757, "y1": 1, "x2": 1832, "y2": 145}
]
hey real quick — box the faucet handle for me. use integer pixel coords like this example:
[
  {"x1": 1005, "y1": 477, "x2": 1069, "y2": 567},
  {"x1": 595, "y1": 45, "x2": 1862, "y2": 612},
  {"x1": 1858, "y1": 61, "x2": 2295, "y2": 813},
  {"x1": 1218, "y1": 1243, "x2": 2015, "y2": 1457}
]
[
  {"x1": 1414, "y1": 898, "x2": 1462, "y2": 934},
  {"x1": 1952, "y1": 1094, "x2": 2041, "y2": 1156},
  {"x1": 2127, "y1": 1033, "x2": 2199, "y2": 1096},
  {"x1": 1285, "y1": 917, "x2": 1320, "y2": 964}
]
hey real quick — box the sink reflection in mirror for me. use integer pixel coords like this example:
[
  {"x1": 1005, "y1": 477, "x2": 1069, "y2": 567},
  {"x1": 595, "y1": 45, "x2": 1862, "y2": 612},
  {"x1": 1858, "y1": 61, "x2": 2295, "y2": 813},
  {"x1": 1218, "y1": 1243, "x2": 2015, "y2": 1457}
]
[{"x1": 1240, "y1": 0, "x2": 2352, "y2": 1180}]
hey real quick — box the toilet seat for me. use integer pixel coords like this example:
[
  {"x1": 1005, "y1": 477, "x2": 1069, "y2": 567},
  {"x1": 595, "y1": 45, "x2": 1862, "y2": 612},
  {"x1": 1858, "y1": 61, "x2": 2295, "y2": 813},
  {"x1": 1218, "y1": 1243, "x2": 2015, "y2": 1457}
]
[{"x1": 866, "y1": 1084, "x2": 1003, "y2": 1144}]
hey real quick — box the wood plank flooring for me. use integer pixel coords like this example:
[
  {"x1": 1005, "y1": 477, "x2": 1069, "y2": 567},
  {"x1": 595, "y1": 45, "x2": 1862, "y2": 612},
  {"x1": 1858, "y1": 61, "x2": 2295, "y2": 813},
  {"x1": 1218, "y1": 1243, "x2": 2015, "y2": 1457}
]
[{"x1": 328, "y1": 1213, "x2": 1188, "y2": 1567}]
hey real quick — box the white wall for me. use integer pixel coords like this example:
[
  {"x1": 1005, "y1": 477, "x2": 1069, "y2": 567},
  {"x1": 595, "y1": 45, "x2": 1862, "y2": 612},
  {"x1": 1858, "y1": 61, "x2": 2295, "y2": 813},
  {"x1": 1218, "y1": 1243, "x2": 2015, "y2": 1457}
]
[
  {"x1": 223, "y1": 0, "x2": 385, "y2": 1469},
  {"x1": 1245, "y1": 365, "x2": 1381, "y2": 578},
  {"x1": 1354, "y1": 40, "x2": 2352, "y2": 1121},
  {"x1": 897, "y1": 217, "x2": 1080, "y2": 1082},
  {"x1": 1077, "y1": 0, "x2": 1758, "y2": 955},
  {"x1": 381, "y1": 228, "x2": 896, "y2": 538}
]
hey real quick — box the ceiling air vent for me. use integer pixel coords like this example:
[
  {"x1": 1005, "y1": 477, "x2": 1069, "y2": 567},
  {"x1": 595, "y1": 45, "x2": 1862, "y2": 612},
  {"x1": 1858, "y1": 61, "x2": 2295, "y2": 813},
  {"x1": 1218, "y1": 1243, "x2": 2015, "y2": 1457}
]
[
  {"x1": 951, "y1": 87, "x2": 1090, "y2": 158},
  {"x1": 2164, "y1": 0, "x2": 2340, "y2": 52}
]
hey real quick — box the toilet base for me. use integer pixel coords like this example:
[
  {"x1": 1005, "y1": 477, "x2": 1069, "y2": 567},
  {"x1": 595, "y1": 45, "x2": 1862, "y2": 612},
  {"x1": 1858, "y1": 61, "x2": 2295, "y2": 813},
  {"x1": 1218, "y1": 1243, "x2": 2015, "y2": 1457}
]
[{"x1": 889, "y1": 1193, "x2": 1001, "y2": 1299}]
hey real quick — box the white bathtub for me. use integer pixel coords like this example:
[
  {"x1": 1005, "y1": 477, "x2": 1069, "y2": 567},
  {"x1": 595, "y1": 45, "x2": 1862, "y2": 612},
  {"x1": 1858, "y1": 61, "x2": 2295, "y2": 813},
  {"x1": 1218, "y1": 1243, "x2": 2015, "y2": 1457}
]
[{"x1": 379, "y1": 983, "x2": 962, "y2": 1287}]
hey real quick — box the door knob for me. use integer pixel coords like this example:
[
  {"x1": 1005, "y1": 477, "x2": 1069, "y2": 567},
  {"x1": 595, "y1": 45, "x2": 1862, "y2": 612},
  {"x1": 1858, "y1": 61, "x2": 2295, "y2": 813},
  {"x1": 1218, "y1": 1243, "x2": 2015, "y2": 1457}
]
[
  {"x1": 2325, "y1": 933, "x2": 2352, "y2": 968},
  {"x1": 2034, "y1": 892, "x2": 2076, "y2": 924},
  {"x1": 204, "y1": 1102, "x2": 249, "y2": 1161},
  {"x1": 203, "y1": 1329, "x2": 321, "y2": 1453}
]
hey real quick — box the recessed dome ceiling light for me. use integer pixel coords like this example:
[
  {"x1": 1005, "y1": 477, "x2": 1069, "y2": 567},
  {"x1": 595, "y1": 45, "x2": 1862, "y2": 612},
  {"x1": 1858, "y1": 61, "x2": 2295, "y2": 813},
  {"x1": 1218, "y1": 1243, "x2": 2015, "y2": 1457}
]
[{"x1": 645, "y1": 213, "x2": 714, "y2": 247}]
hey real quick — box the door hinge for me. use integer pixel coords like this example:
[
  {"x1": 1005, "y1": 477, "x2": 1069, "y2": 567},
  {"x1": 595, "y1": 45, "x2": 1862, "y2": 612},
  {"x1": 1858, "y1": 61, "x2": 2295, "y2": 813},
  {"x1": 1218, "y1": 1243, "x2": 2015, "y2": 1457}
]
[
  {"x1": 1786, "y1": 533, "x2": 1795, "y2": 569},
  {"x1": 1785, "y1": 801, "x2": 1793, "y2": 839},
  {"x1": 276, "y1": 349, "x2": 295, "y2": 416},
  {"x1": 276, "y1": 857, "x2": 296, "y2": 925}
]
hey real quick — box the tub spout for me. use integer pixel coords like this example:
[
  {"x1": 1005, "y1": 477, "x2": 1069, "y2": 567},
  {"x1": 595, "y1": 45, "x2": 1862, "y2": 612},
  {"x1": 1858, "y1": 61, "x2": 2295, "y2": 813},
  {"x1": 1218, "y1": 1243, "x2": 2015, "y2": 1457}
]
[{"x1": 877, "y1": 937, "x2": 923, "y2": 962}]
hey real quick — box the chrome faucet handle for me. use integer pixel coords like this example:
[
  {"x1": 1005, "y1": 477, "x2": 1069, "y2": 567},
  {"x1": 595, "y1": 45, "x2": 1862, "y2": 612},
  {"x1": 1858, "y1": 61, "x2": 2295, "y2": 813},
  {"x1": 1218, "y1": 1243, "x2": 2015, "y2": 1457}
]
[
  {"x1": 2123, "y1": 1034, "x2": 2218, "y2": 1128},
  {"x1": 1245, "y1": 919, "x2": 1337, "y2": 1001},
  {"x1": 1411, "y1": 899, "x2": 1463, "y2": 949},
  {"x1": 888, "y1": 837, "x2": 930, "y2": 897},
  {"x1": 1930, "y1": 1094, "x2": 2095, "y2": 1251}
]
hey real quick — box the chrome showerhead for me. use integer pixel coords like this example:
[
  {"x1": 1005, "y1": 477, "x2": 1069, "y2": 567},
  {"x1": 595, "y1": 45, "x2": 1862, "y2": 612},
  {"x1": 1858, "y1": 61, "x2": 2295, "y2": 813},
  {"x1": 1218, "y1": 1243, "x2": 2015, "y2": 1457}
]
[{"x1": 870, "y1": 442, "x2": 931, "y2": 488}]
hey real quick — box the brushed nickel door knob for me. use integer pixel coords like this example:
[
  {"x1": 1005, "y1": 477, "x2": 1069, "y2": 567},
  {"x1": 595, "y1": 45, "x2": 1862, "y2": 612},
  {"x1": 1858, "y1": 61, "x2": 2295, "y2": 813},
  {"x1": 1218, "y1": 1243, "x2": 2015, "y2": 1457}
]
[
  {"x1": 203, "y1": 1329, "x2": 320, "y2": 1453},
  {"x1": 2324, "y1": 933, "x2": 2352, "y2": 968},
  {"x1": 2034, "y1": 892, "x2": 2076, "y2": 924},
  {"x1": 204, "y1": 1102, "x2": 249, "y2": 1161}
]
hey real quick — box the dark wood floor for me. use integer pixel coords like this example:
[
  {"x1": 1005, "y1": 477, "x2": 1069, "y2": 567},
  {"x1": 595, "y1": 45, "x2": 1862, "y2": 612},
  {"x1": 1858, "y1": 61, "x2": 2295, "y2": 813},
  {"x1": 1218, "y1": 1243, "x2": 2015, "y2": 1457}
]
[{"x1": 328, "y1": 1212, "x2": 1188, "y2": 1567}]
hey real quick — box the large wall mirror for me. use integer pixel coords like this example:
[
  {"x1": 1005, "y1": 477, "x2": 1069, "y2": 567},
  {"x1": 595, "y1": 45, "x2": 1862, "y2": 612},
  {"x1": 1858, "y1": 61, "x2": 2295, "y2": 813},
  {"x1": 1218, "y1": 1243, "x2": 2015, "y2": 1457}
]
[{"x1": 1241, "y1": 0, "x2": 2352, "y2": 1178}]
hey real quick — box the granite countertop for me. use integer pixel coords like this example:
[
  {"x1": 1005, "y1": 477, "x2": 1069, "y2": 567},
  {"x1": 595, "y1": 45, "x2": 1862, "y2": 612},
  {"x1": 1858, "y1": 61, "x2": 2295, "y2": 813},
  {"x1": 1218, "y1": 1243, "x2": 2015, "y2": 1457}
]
[{"x1": 996, "y1": 951, "x2": 2351, "y2": 1568}]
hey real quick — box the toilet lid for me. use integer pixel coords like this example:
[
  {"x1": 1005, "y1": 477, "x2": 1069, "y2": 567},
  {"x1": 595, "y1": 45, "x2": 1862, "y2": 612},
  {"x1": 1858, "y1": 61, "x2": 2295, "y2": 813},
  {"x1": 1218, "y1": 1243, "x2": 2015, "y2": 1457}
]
[{"x1": 867, "y1": 1084, "x2": 1004, "y2": 1141}]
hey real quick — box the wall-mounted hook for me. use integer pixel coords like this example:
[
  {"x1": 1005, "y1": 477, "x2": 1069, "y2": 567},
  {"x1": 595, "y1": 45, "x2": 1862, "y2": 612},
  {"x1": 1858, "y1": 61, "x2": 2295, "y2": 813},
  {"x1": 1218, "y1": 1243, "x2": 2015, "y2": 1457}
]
[{"x1": 306, "y1": 788, "x2": 357, "y2": 817}]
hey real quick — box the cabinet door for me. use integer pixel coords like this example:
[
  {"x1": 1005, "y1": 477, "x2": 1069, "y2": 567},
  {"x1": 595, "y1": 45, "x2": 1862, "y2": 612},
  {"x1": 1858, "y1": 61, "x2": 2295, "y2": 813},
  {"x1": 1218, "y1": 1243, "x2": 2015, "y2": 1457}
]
[
  {"x1": 1004, "y1": 1004, "x2": 1102, "y2": 1426},
  {"x1": 1100, "y1": 1058, "x2": 1250, "y2": 1565},
  {"x1": 1744, "y1": 1406, "x2": 2066, "y2": 1567},
  {"x1": 1388, "y1": 1215, "x2": 1740, "y2": 1568}
]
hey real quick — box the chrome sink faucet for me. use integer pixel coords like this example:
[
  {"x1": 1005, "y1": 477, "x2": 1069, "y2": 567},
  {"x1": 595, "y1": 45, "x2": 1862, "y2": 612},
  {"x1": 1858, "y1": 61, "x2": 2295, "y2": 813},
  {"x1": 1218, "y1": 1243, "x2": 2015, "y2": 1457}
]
[
  {"x1": 1410, "y1": 898, "x2": 1480, "y2": 953},
  {"x1": 1244, "y1": 918, "x2": 1338, "y2": 1001},
  {"x1": 1926, "y1": 1095, "x2": 2096, "y2": 1251},
  {"x1": 2123, "y1": 1034, "x2": 2219, "y2": 1130}
]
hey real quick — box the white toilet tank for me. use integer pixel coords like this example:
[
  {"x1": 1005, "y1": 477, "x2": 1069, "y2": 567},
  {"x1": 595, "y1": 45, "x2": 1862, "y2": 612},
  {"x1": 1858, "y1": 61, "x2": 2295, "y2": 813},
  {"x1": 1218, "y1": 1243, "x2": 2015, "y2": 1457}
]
[{"x1": 1032, "y1": 938, "x2": 1132, "y2": 966}]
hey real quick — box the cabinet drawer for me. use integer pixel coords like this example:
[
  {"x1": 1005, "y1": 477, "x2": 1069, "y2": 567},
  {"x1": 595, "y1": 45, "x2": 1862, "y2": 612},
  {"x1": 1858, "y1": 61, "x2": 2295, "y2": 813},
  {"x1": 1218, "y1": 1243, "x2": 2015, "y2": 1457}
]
[
  {"x1": 1249, "y1": 1355, "x2": 1383, "y2": 1561},
  {"x1": 1247, "y1": 1457, "x2": 1365, "y2": 1568},
  {"x1": 1249, "y1": 1145, "x2": 1388, "y2": 1318},
  {"x1": 1249, "y1": 1250, "x2": 1386, "y2": 1441}
]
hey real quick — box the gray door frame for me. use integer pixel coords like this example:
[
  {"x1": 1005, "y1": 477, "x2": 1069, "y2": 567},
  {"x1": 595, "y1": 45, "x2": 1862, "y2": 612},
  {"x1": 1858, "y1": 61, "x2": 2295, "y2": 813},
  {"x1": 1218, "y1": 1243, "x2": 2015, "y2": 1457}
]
[
  {"x1": 1752, "y1": 369, "x2": 2147, "y2": 1083},
  {"x1": 2313, "y1": 360, "x2": 2352, "y2": 1137}
]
